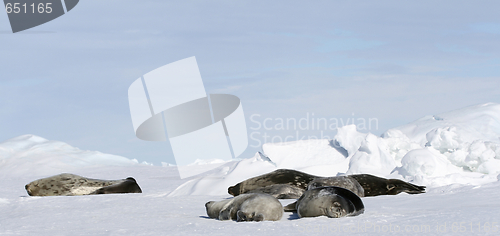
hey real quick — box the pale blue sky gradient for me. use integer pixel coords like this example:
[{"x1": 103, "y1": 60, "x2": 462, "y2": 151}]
[{"x1": 1, "y1": 0, "x2": 499, "y2": 165}]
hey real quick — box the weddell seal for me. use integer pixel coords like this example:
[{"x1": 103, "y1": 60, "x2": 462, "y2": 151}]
[
  {"x1": 228, "y1": 169, "x2": 316, "y2": 199},
  {"x1": 228, "y1": 169, "x2": 425, "y2": 199},
  {"x1": 307, "y1": 176, "x2": 365, "y2": 197},
  {"x1": 25, "y1": 173, "x2": 142, "y2": 196},
  {"x1": 291, "y1": 186, "x2": 364, "y2": 218},
  {"x1": 245, "y1": 184, "x2": 305, "y2": 199},
  {"x1": 205, "y1": 193, "x2": 284, "y2": 222},
  {"x1": 348, "y1": 174, "x2": 424, "y2": 196}
]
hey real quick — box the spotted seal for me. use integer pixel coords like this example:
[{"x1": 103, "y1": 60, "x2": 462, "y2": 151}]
[
  {"x1": 228, "y1": 169, "x2": 425, "y2": 199},
  {"x1": 205, "y1": 193, "x2": 283, "y2": 222},
  {"x1": 25, "y1": 173, "x2": 142, "y2": 196}
]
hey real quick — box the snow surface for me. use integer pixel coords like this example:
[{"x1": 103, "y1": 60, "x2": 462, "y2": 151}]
[
  {"x1": 1, "y1": 103, "x2": 500, "y2": 235},
  {"x1": 173, "y1": 103, "x2": 500, "y2": 196},
  {"x1": 0, "y1": 134, "x2": 143, "y2": 179}
]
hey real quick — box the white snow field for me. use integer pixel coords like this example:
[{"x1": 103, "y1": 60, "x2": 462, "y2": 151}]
[{"x1": 1, "y1": 103, "x2": 500, "y2": 235}]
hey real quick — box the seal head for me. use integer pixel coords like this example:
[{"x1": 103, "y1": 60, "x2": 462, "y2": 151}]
[{"x1": 349, "y1": 174, "x2": 425, "y2": 196}]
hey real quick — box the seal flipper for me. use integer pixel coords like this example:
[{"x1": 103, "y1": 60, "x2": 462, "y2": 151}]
[
  {"x1": 253, "y1": 213, "x2": 264, "y2": 222},
  {"x1": 228, "y1": 185, "x2": 239, "y2": 196},
  {"x1": 91, "y1": 177, "x2": 142, "y2": 194},
  {"x1": 236, "y1": 210, "x2": 247, "y2": 222},
  {"x1": 284, "y1": 201, "x2": 297, "y2": 212},
  {"x1": 236, "y1": 211, "x2": 265, "y2": 222}
]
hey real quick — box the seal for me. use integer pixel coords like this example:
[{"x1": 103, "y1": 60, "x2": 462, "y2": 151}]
[
  {"x1": 205, "y1": 193, "x2": 284, "y2": 222},
  {"x1": 348, "y1": 174, "x2": 424, "y2": 196},
  {"x1": 307, "y1": 176, "x2": 365, "y2": 197},
  {"x1": 228, "y1": 169, "x2": 316, "y2": 198},
  {"x1": 90, "y1": 177, "x2": 142, "y2": 195},
  {"x1": 246, "y1": 184, "x2": 305, "y2": 199},
  {"x1": 293, "y1": 186, "x2": 364, "y2": 218},
  {"x1": 25, "y1": 173, "x2": 142, "y2": 196},
  {"x1": 228, "y1": 169, "x2": 425, "y2": 199}
]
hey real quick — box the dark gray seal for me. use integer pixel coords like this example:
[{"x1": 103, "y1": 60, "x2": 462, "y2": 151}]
[
  {"x1": 205, "y1": 193, "x2": 283, "y2": 222},
  {"x1": 228, "y1": 169, "x2": 316, "y2": 198},
  {"x1": 307, "y1": 176, "x2": 365, "y2": 197},
  {"x1": 25, "y1": 173, "x2": 142, "y2": 196},
  {"x1": 348, "y1": 174, "x2": 425, "y2": 196},
  {"x1": 246, "y1": 184, "x2": 305, "y2": 199},
  {"x1": 293, "y1": 186, "x2": 364, "y2": 218},
  {"x1": 228, "y1": 169, "x2": 425, "y2": 199}
]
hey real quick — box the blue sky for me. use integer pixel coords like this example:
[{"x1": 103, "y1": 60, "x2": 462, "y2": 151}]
[{"x1": 1, "y1": 0, "x2": 499, "y2": 165}]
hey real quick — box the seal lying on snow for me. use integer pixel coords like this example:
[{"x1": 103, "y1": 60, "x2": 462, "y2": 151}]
[
  {"x1": 307, "y1": 176, "x2": 365, "y2": 197},
  {"x1": 228, "y1": 169, "x2": 315, "y2": 199},
  {"x1": 25, "y1": 173, "x2": 142, "y2": 196},
  {"x1": 245, "y1": 184, "x2": 305, "y2": 199},
  {"x1": 205, "y1": 193, "x2": 283, "y2": 222},
  {"x1": 228, "y1": 169, "x2": 425, "y2": 198},
  {"x1": 293, "y1": 186, "x2": 364, "y2": 218},
  {"x1": 348, "y1": 174, "x2": 425, "y2": 197}
]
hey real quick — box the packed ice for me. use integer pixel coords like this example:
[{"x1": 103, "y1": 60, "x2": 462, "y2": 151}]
[
  {"x1": 172, "y1": 103, "x2": 500, "y2": 196},
  {"x1": 1, "y1": 103, "x2": 500, "y2": 235}
]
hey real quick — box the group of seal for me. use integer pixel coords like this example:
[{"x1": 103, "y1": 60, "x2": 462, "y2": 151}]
[
  {"x1": 25, "y1": 173, "x2": 142, "y2": 196},
  {"x1": 205, "y1": 169, "x2": 425, "y2": 221},
  {"x1": 24, "y1": 169, "x2": 424, "y2": 222},
  {"x1": 228, "y1": 169, "x2": 425, "y2": 198}
]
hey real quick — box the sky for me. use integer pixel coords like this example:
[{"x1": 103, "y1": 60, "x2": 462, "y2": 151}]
[{"x1": 1, "y1": 0, "x2": 499, "y2": 165}]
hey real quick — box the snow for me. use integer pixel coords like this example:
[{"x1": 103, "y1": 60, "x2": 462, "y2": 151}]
[
  {"x1": 0, "y1": 134, "x2": 141, "y2": 179},
  {"x1": 261, "y1": 139, "x2": 348, "y2": 169},
  {"x1": 1, "y1": 103, "x2": 500, "y2": 235},
  {"x1": 174, "y1": 103, "x2": 500, "y2": 195},
  {"x1": 398, "y1": 148, "x2": 463, "y2": 177}
]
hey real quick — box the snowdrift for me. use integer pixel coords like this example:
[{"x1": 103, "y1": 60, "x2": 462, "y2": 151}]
[
  {"x1": 170, "y1": 103, "x2": 500, "y2": 196},
  {"x1": 0, "y1": 134, "x2": 141, "y2": 178},
  {"x1": 1, "y1": 103, "x2": 500, "y2": 197}
]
